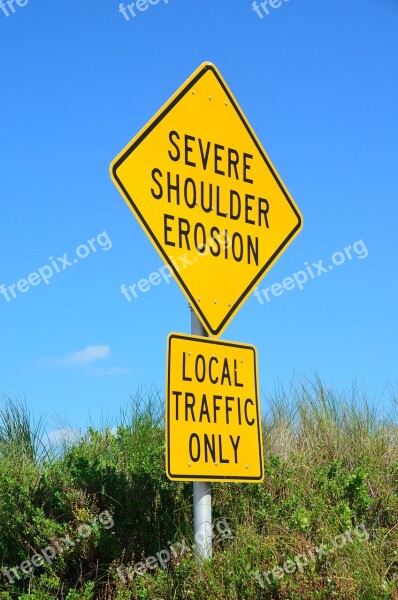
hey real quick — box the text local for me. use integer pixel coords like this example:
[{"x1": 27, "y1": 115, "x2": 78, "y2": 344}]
[
  {"x1": 171, "y1": 352, "x2": 256, "y2": 465},
  {"x1": 150, "y1": 131, "x2": 271, "y2": 266}
]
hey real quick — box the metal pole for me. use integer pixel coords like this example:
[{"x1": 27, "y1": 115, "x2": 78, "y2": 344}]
[{"x1": 191, "y1": 307, "x2": 212, "y2": 561}]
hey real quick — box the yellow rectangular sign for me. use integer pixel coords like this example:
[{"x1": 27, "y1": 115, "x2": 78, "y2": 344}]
[{"x1": 166, "y1": 334, "x2": 264, "y2": 482}]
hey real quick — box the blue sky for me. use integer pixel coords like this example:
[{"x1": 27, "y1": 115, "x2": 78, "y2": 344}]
[{"x1": 0, "y1": 0, "x2": 397, "y2": 435}]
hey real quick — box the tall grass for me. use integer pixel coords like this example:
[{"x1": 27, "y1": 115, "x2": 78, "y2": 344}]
[
  {"x1": 0, "y1": 396, "x2": 48, "y2": 463},
  {"x1": 0, "y1": 380, "x2": 397, "y2": 599}
]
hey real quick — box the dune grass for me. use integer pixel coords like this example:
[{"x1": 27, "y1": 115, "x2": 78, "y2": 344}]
[{"x1": 0, "y1": 381, "x2": 397, "y2": 599}]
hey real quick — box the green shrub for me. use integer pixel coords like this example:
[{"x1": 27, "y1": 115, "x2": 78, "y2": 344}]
[{"x1": 0, "y1": 381, "x2": 397, "y2": 599}]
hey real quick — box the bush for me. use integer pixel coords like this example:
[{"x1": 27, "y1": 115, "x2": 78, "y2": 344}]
[{"x1": 0, "y1": 381, "x2": 397, "y2": 599}]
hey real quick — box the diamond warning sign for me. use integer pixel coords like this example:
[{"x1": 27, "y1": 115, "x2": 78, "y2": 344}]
[
  {"x1": 166, "y1": 333, "x2": 264, "y2": 482},
  {"x1": 110, "y1": 62, "x2": 303, "y2": 337}
]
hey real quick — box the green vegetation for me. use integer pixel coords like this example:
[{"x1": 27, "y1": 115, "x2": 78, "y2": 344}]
[{"x1": 0, "y1": 381, "x2": 397, "y2": 599}]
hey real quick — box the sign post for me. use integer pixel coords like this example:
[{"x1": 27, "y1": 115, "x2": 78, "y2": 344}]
[{"x1": 191, "y1": 309, "x2": 212, "y2": 561}]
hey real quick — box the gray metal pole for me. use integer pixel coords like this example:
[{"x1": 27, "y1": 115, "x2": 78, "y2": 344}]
[{"x1": 190, "y1": 307, "x2": 212, "y2": 561}]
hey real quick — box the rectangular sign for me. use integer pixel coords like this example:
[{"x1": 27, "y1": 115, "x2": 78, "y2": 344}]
[{"x1": 166, "y1": 333, "x2": 264, "y2": 482}]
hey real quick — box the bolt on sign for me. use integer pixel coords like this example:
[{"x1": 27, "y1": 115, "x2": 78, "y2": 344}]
[
  {"x1": 110, "y1": 62, "x2": 303, "y2": 337},
  {"x1": 166, "y1": 334, "x2": 264, "y2": 482}
]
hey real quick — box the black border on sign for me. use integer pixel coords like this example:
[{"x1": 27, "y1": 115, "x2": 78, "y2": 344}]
[
  {"x1": 112, "y1": 64, "x2": 302, "y2": 337},
  {"x1": 166, "y1": 334, "x2": 264, "y2": 482}
]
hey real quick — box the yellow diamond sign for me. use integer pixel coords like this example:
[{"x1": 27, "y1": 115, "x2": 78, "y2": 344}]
[
  {"x1": 166, "y1": 334, "x2": 264, "y2": 482},
  {"x1": 110, "y1": 62, "x2": 302, "y2": 337}
]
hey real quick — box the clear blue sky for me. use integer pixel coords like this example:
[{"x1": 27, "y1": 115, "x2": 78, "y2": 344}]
[{"x1": 1, "y1": 0, "x2": 397, "y2": 434}]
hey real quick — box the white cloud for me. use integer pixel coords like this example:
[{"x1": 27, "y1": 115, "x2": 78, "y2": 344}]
[
  {"x1": 45, "y1": 427, "x2": 82, "y2": 445},
  {"x1": 38, "y1": 345, "x2": 110, "y2": 368},
  {"x1": 44, "y1": 426, "x2": 118, "y2": 448},
  {"x1": 66, "y1": 345, "x2": 110, "y2": 366}
]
